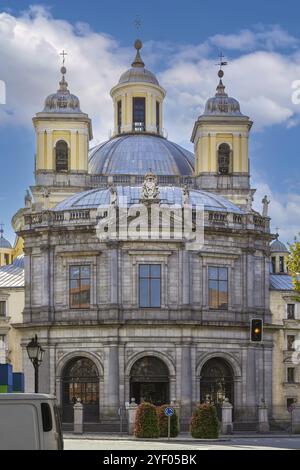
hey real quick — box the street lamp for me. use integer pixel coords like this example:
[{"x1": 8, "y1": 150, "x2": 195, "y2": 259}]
[{"x1": 26, "y1": 335, "x2": 45, "y2": 393}]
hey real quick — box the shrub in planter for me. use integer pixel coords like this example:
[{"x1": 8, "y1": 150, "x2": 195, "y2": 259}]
[
  {"x1": 134, "y1": 402, "x2": 160, "y2": 438},
  {"x1": 190, "y1": 404, "x2": 219, "y2": 439},
  {"x1": 157, "y1": 405, "x2": 179, "y2": 437}
]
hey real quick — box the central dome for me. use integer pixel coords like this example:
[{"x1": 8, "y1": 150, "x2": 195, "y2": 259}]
[{"x1": 89, "y1": 134, "x2": 195, "y2": 176}]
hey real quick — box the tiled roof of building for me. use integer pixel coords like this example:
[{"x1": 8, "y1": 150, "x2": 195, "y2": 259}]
[
  {"x1": 0, "y1": 255, "x2": 24, "y2": 288},
  {"x1": 270, "y1": 274, "x2": 294, "y2": 291}
]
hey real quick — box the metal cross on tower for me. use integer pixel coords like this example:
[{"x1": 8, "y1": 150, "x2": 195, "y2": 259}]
[
  {"x1": 60, "y1": 50, "x2": 68, "y2": 66},
  {"x1": 134, "y1": 15, "x2": 142, "y2": 33}
]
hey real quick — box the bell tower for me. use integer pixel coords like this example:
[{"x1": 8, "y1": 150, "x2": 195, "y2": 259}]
[
  {"x1": 110, "y1": 40, "x2": 166, "y2": 137},
  {"x1": 32, "y1": 53, "x2": 93, "y2": 209},
  {"x1": 191, "y1": 63, "x2": 253, "y2": 208}
]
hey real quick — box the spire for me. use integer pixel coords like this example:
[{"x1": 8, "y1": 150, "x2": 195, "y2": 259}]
[
  {"x1": 58, "y1": 50, "x2": 69, "y2": 92},
  {"x1": 131, "y1": 39, "x2": 145, "y2": 68},
  {"x1": 0, "y1": 222, "x2": 4, "y2": 238}
]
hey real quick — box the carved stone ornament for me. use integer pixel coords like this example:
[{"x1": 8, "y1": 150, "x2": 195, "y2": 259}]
[{"x1": 141, "y1": 170, "x2": 160, "y2": 201}]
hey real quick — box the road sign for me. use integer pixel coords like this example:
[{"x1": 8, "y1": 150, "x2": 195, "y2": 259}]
[{"x1": 164, "y1": 407, "x2": 174, "y2": 417}]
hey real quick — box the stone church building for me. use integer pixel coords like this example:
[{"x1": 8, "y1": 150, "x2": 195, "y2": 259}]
[{"x1": 14, "y1": 40, "x2": 276, "y2": 428}]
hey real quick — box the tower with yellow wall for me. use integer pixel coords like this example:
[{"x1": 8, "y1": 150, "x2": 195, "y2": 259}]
[
  {"x1": 191, "y1": 69, "x2": 253, "y2": 208},
  {"x1": 110, "y1": 40, "x2": 166, "y2": 137},
  {"x1": 32, "y1": 63, "x2": 93, "y2": 209},
  {"x1": 0, "y1": 227, "x2": 13, "y2": 267}
]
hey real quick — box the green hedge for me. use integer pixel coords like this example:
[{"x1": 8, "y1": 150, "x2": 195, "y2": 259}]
[
  {"x1": 190, "y1": 404, "x2": 219, "y2": 439},
  {"x1": 134, "y1": 402, "x2": 160, "y2": 438},
  {"x1": 157, "y1": 405, "x2": 179, "y2": 437}
]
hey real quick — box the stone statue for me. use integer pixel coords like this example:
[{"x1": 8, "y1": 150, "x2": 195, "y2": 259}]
[
  {"x1": 43, "y1": 188, "x2": 50, "y2": 210},
  {"x1": 109, "y1": 185, "x2": 118, "y2": 206},
  {"x1": 141, "y1": 170, "x2": 160, "y2": 200},
  {"x1": 182, "y1": 185, "x2": 190, "y2": 205},
  {"x1": 262, "y1": 195, "x2": 270, "y2": 217},
  {"x1": 24, "y1": 189, "x2": 32, "y2": 209}
]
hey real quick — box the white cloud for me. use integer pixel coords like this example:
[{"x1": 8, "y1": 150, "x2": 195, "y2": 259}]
[
  {"x1": 0, "y1": 7, "x2": 299, "y2": 241},
  {"x1": 253, "y1": 177, "x2": 300, "y2": 244},
  {"x1": 209, "y1": 25, "x2": 299, "y2": 51}
]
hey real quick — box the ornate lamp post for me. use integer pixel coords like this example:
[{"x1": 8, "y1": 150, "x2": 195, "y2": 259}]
[{"x1": 26, "y1": 335, "x2": 45, "y2": 393}]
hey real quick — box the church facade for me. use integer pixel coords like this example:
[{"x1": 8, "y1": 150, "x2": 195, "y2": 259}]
[{"x1": 14, "y1": 40, "x2": 276, "y2": 428}]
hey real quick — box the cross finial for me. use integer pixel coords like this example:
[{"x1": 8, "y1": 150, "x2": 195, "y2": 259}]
[
  {"x1": 0, "y1": 222, "x2": 4, "y2": 237},
  {"x1": 216, "y1": 52, "x2": 228, "y2": 70},
  {"x1": 134, "y1": 15, "x2": 142, "y2": 33},
  {"x1": 60, "y1": 50, "x2": 67, "y2": 66}
]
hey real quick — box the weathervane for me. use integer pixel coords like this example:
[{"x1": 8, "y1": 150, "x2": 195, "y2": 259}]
[{"x1": 216, "y1": 52, "x2": 228, "y2": 70}]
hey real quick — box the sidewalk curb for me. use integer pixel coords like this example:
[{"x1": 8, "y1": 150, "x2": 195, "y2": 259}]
[{"x1": 63, "y1": 433, "x2": 299, "y2": 441}]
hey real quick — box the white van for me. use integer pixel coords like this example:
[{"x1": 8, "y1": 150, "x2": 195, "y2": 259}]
[{"x1": 0, "y1": 393, "x2": 64, "y2": 450}]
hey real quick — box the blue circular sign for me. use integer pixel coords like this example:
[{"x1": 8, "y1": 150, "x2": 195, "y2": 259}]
[{"x1": 164, "y1": 407, "x2": 174, "y2": 417}]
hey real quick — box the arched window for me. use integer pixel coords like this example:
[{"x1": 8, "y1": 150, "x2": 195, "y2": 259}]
[
  {"x1": 218, "y1": 143, "x2": 231, "y2": 175},
  {"x1": 130, "y1": 356, "x2": 169, "y2": 405},
  {"x1": 55, "y1": 140, "x2": 69, "y2": 172}
]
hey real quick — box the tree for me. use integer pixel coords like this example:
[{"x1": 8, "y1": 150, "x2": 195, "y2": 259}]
[
  {"x1": 134, "y1": 402, "x2": 160, "y2": 438},
  {"x1": 287, "y1": 236, "x2": 300, "y2": 301},
  {"x1": 190, "y1": 404, "x2": 219, "y2": 439}
]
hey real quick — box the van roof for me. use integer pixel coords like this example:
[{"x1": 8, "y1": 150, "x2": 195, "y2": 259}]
[{"x1": 0, "y1": 393, "x2": 56, "y2": 400}]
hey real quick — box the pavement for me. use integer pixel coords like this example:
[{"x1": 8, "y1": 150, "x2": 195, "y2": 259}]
[{"x1": 63, "y1": 433, "x2": 300, "y2": 450}]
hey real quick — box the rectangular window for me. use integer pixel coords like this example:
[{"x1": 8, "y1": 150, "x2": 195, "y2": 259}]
[
  {"x1": 287, "y1": 335, "x2": 296, "y2": 351},
  {"x1": 139, "y1": 264, "x2": 161, "y2": 308},
  {"x1": 271, "y1": 257, "x2": 276, "y2": 273},
  {"x1": 287, "y1": 368, "x2": 295, "y2": 383},
  {"x1": 156, "y1": 101, "x2": 160, "y2": 133},
  {"x1": 287, "y1": 304, "x2": 295, "y2": 320},
  {"x1": 208, "y1": 267, "x2": 228, "y2": 310},
  {"x1": 287, "y1": 398, "x2": 296, "y2": 410},
  {"x1": 69, "y1": 266, "x2": 91, "y2": 309},
  {"x1": 0, "y1": 301, "x2": 6, "y2": 317},
  {"x1": 4, "y1": 254, "x2": 10, "y2": 265},
  {"x1": 279, "y1": 256, "x2": 285, "y2": 273},
  {"x1": 117, "y1": 100, "x2": 122, "y2": 133},
  {"x1": 133, "y1": 97, "x2": 145, "y2": 132}
]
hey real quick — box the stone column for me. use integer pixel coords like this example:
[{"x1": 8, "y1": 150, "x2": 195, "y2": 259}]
[
  {"x1": 181, "y1": 345, "x2": 192, "y2": 420},
  {"x1": 105, "y1": 344, "x2": 120, "y2": 417},
  {"x1": 221, "y1": 398, "x2": 233, "y2": 434},
  {"x1": 127, "y1": 398, "x2": 138, "y2": 435},
  {"x1": 73, "y1": 399, "x2": 83, "y2": 435},
  {"x1": 291, "y1": 406, "x2": 300, "y2": 434},
  {"x1": 110, "y1": 247, "x2": 118, "y2": 305},
  {"x1": 258, "y1": 399, "x2": 269, "y2": 433}
]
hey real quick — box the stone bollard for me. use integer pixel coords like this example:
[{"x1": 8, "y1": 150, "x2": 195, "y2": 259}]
[
  {"x1": 73, "y1": 398, "x2": 84, "y2": 435},
  {"x1": 127, "y1": 398, "x2": 138, "y2": 435},
  {"x1": 258, "y1": 399, "x2": 269, "y2": 433},
  {"x1": 221, "y1": 398, "x2": 233, "y2": 434},
  {"x1": 291, "y1": 405, "x2": 300, "y2": 434}
]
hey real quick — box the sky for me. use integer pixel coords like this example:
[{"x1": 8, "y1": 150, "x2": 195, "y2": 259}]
[{"x1": 0, "y1": 0, "x2": 300, "y2": 244}]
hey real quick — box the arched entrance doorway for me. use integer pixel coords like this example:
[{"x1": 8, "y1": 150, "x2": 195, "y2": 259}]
[
  {"x1": 130, "y1": 356, "x2": 169, "y2": 405},
  {"x1": 62, "y1": 357, "x2": 99, "y2": 423},
  {"x1": 200, "y1": 358, "x2": 234, "y2": 418}
]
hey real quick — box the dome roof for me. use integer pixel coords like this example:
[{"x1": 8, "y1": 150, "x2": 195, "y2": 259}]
[
  {"x1": 118, "y1": 39, "x2": 160, "y2": 87},
  {"x1": 43, "y1": 66, "x2": 82, "y2": 114},
  {"x1": 203, "y1": 70, "x2": 244, "y2": 117},
  {"x1": 270, "y1": 239, "x2": 289, "y2": 253},
  {"x1": 89, "y1": 134, "x2": 195, "y2": 176},
  {"x1": 0, "y1": 234, "x2": 12, "y2": 249},
  {"x1": 118, "y1": 67, "x2": 159, "y2": 86},
  {"x1": 54, "y1": 186, "x2": 244, "y2": 214}
]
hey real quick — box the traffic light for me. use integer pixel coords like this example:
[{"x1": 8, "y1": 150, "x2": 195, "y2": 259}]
[{"x1": 250, "y1": 319, "x2": 263, "y2": 342}]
